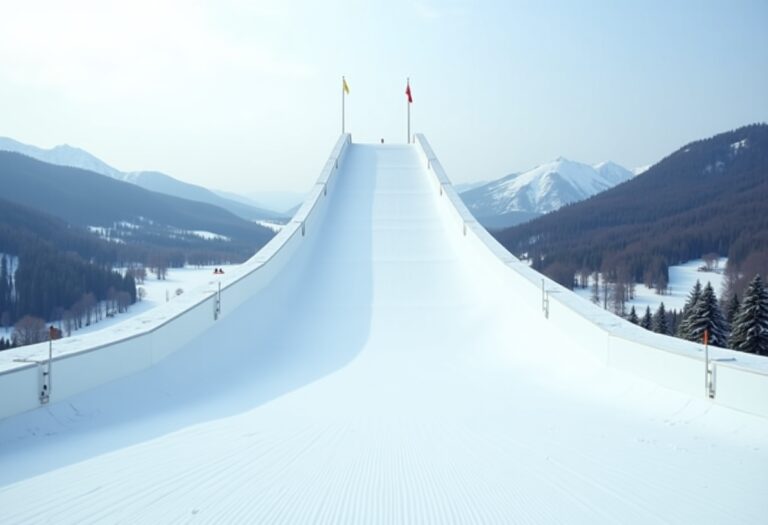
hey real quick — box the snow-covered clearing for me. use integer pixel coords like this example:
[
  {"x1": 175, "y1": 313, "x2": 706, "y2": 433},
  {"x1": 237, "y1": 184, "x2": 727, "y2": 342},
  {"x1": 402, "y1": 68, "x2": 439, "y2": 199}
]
[
  {"x1": 80, "y1": 265, "x2": 236, "y2": 336},
  {"x1": 87, "y1": 225, "x2": 125, "y2": 243},
  {"x1": 254, "y1": 219, "x2": 284, "y2": 232},
  {"x1": 731, "y1": 138, "x2": 748, "y2": 153},
  {"x1": 574, "y1": 258, "x2": 727, "y2": 313},
  {"x1": 188, "y1": 230, "x2": 230, "y2": 241},
  {"x1": 0, "y1": 145, "x2": 765, "y2": 523}
]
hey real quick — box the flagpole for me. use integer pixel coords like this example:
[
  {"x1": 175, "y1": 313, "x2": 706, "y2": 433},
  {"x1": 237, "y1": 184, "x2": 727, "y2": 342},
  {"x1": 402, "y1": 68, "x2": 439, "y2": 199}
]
[
  {"x1": 342, "y1": 76, "x2": 346, "y2": 134},
  {"x1": 406, "y1": 77, "x2": 411, "y2": 144}
]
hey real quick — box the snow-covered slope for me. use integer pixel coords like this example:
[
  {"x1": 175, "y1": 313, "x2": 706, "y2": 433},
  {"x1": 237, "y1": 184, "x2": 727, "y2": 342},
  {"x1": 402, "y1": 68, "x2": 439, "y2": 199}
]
[
  {"x1": 633, "y1": 164, "x2": 652, "y2": 175},
  {"x1": 0, "y1": 143, "x2": 765, "y2": 523},
  {"x1": 461, "y1": 158, "x2": 633, "y2": 228}
]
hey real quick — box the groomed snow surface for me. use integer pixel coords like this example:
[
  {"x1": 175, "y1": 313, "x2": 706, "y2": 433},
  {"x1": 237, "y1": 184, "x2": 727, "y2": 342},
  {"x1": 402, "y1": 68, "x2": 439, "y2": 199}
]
[{"x1": 1, "y1": 144, "x2": 767, "y2": 523}]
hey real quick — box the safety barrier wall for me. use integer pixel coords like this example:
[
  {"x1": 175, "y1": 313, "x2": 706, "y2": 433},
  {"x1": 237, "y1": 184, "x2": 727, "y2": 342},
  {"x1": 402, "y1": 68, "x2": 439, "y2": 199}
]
[
  {"x1": 414, "y1": 134, "x2": 768, "y2": 418},
  {"x1": 0, "y1": 134, "x2": 352, "y2": 420}
]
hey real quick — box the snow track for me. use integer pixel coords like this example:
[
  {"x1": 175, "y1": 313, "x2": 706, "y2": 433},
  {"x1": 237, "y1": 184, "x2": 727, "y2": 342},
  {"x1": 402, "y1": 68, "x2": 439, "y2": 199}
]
[{"x1": 1, "y1": 144, "x2": 767, "y2": 523}]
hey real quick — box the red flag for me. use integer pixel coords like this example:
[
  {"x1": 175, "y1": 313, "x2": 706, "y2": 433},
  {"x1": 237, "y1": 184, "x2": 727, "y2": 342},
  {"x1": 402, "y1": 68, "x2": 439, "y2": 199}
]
[
  {"x1": 405, "y1": 81, "x2": 413, "y2": 103},
  {"x1": 703, "y1": 329, "x2": 709, "y2": 346}
]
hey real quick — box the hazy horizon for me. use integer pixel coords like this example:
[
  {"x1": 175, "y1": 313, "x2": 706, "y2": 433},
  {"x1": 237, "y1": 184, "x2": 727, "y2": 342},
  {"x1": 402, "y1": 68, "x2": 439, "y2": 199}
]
[{"x1": 1, "y1": 0, "x2": 766, "y2": 194}]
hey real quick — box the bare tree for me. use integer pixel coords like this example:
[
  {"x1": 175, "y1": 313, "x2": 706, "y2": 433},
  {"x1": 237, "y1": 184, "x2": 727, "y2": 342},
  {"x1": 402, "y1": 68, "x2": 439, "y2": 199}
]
[
  {"x1": 126, "y1": 266, "x2": 147, "y2": 285},
  {"x1": 106, "y1": 287, "x2": 117, "y2": 316},
  {"x1": 149, "y1": 254, "x2": 169, "y2": 280},
  {"x1": 702, "y1": 253, "x2": 720, "y2": 272},
  {"x1": 590, "y1": 272, "x2": 600, "y2": 304},
  {"x1": 576, "y1": 268, "x2": 590, "y2": 289},
  {"x1": 63, "y1": 310, "x2": 74, "y2": 337},
  {"x1": 117, "y1": 291, "x2": 132, "y2": 313},
  {"x1": 82, "y1": 293, "x2": 97, "y2": 326},
  {"x1": 610, "y1": 275, "x2": 628, "y2": 316},
  {"x1": 13, "y1": 316, "x2": 47, "y2": 346},
  {"x1": 71, "y1": 297, "x2": 85, "y2": 329}
]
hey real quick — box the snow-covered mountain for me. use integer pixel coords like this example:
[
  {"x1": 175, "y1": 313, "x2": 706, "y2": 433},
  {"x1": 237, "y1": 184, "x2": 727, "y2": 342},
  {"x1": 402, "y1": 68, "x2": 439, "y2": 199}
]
[
  {"x1": 0, "y1": 137, "x2": 123, "y2": 178},
  {"x1": 0, "y1": 136, "x2": 284, "y2": 221},
  {"x1": 460, "y1": 158, "x2": 634, "y2": 229}
]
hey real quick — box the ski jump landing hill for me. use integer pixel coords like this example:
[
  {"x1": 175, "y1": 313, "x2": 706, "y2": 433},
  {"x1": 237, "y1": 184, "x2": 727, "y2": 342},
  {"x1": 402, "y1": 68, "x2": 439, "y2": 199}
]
[
  {"x1": 1, "y1": 134, "x2": 766, "y2": 418},
  {"x1": 0, "y1": 135, "x2": 767, "y2": 523}
]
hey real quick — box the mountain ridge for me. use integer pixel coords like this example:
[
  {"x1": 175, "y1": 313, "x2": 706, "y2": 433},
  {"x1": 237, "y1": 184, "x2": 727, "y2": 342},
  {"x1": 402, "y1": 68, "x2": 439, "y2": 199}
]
[
  {"x1": 0, "y1": 151, "x2": 274, "y2": 262},
  {"x1": 0, "y1": 136, "x2": 284, "y2": 222},
  {"x1": 460, "y1": 157, "x2": 634, "y2": 229}
]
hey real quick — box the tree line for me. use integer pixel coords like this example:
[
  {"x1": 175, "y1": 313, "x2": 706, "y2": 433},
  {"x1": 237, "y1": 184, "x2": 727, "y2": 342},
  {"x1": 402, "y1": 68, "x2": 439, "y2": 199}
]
[
  {"x1": 626, "y1": 275, "x2": 767, "y2": 355},
  {"x1": 0, "y1": 243, "x2": 136, "y2": 348},
  {"x1": 1, "y1": 197, "x2": 244, "y2": 269},
  {"x1": 0, "y1": 196, "x2": 250, "y2": 349}
]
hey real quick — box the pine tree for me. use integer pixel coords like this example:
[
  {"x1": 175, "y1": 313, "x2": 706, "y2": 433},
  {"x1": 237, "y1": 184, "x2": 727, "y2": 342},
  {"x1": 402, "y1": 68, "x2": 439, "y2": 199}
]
[
  {"x1": 0, "y1": 255, "x2": 8, "y2": 321},
  {"x1": 729, "y1": 275, "x2": 768, "y2": 355},
  {"x1": 627, "y1": 305, "x2": 639, "y2": 324},
  {"x1": 653, "y1": 302, "x2": 669, "y2": 335},
  {"x1": 688, "y1": 282, "x2": 728, "y2": 347},
  {"x1": 668, "y1": 309, "x2": 679, "y2": 335},
  {"x1": 677, "y1": 280, "x2": 702, "y2": 340},
  {"x1": 640, "y1": 306, "x2": 652, "y2": 330},
  {"x1": 724, "y1": 293, "x2": 740, "y2": 328}
]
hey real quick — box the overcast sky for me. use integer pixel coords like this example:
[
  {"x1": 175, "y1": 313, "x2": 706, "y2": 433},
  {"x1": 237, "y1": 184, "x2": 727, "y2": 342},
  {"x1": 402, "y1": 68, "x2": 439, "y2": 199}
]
[{"x1": 1, "y1": 0, "x2": 766, "y2": 194}]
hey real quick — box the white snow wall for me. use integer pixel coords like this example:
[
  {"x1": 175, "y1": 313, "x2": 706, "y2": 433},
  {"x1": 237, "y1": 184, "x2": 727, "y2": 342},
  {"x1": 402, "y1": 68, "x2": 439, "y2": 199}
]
[
  {"x1": 413, "y1": 134, "x2": 768, "y2": 419},
  {"x1": 0, "y1": 135, "x2": 352, "y2": 420}
]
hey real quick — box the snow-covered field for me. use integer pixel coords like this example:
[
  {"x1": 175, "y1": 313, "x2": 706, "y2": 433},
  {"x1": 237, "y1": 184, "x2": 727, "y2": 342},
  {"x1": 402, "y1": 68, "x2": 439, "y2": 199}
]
[
  {"x1": 574, "y1": 258, "x2": 727, "y2": 313},
  {"x1": 254, "y1": 219, "x2": 285, "y2": 232},
  {"x1": 0, "y1": 145, "x2": 766, "y2": 523},
  {"x1": 188, "y1": 230, "x2": 231, "y2": 241},
  {"x1": 0, "y1": 265, "x2": 237, "y2": 342}
]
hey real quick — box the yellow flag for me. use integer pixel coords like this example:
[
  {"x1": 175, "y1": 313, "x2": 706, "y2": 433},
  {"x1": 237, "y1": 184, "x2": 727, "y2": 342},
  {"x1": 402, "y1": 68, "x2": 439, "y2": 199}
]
[{"x1": 343, "y1": 77, "x2": 350, "y2": 94}]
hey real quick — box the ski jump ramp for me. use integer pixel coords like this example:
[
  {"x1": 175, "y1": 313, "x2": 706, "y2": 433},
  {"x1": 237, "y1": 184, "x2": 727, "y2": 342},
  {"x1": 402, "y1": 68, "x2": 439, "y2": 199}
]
[{"x1": 0, "y1": 135, "x2": 767, "y2": 523}]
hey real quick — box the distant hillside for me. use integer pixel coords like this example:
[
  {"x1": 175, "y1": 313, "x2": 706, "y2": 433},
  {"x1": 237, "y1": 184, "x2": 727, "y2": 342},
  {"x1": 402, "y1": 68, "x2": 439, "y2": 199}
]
[
  {"x1": 0, "y1": 151, "x2": 273, "y2": 262},
  {"x1": 460, "y1": 158, "x2": 633, "y2": 229},
  {"x1": 495, "y1": 123, "x2": 768, "y2": 296},
  {"x1": 121, "y1": 170, "x2": 285, "y2": 222},
  {"x1": 0, "y1": 198, "x2": 138, "y2": 327},
  {"x1": 0, "y1": 198, "x2": 124, "y2": 264},
  {"x1": 0, "y1": 136, "x2": 284, "y2": 221},
  {"x1": 241, "y1": 190, "x2": 306, "y2": 216}
]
